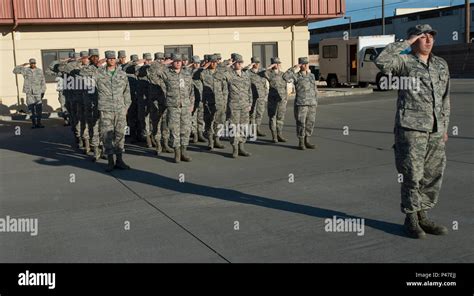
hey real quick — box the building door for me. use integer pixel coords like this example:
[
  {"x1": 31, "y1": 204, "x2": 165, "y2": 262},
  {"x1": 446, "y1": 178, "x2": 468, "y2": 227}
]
[
  {"x1": 252, "y1": 42, "x2": 278, "y2": 68},
  {"x1": 348, "y1": 44, "x2": 358, "y2": 83}
]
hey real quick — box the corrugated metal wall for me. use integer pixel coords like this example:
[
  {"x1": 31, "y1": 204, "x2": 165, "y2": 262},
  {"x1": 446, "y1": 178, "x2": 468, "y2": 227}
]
[{"x1": 0, "y1": 0, "x2": 344, "y2": 24}]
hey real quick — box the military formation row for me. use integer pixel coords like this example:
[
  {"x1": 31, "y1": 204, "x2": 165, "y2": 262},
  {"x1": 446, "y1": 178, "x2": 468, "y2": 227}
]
[{"x1": 17, "y1": 49, "x2": 319, "y2": 171}]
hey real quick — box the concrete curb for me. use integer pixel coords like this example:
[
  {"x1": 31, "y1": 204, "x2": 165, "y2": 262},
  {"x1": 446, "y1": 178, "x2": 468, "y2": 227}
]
[
  {"x1": 0, "y1": 112, "x2": 60, "y2": 122},
  {"x1": 318, "y1": 88, "x2": 373, "y2": 98}
]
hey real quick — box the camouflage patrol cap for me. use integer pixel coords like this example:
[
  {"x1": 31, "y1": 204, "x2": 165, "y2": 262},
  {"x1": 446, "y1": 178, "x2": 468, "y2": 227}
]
[
  {"x1": 80, "y1": 51, "x2": 89, "y2": 58},
  {"x1": 164, "y1": 52, "x2": 172, "y2": 59},
  {"x1": 214, "y1": 53, "x2": 222, "y2": 60},
  {"x1": 233, "y1": 54, "x2": 244, "y2": 63},
  {"x1": 154, "y1": 52, "x2": 164, "y2": 60},
  {"x1": 74, "y1": 52, "x2": 80, "y2": 59},
  {"x1": 271, "y1": 57, "x2": 281, "y2": 64},
  {"x1": 130, "y1": 54, "x2": 139, "y2": 62},
  {"x1": 172, "y1": 53, "x2": 183, "y2": 62},
  {"x1": 143, "y1": 53, "x2": 152, "y2": 60},
  {"x1": 208, "y1": 55, "x2": 218, "y2": 62},
  {"x1": 191, "y1": 55, "x2": 201, "y2": 63},
  {"x1": 251, "y1": 56, "x2": 261, "y2": 63},
  {"x1": 182, "y1": 54, "x2": 189, "y2": 61},
  {"x1": 29, "y1": 58, "x2": 36, "y2": 64},
  {"x1": 231, "y1": 53, "x2": 238, "y2": 60},
  {"x1": 298, "y1": 57, "x2": 309, "y2": 65},
  {"x1": 105, "y1": 51, "x2": 116, "y2": 59},
  {"x1": 118, "y1": 50, "x2": 126, "y2": 58},
  {"x1": 88, "y1": 48, "x2": 99, "y2": 57},
  {"x1": 407, "y1": 24, "x2": 437, "y2": 37}
]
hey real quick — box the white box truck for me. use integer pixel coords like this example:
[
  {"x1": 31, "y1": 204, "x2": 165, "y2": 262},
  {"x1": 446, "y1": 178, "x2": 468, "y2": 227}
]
[{"x1": 319, "y1": 35, "x2": 395, "y2": 89}]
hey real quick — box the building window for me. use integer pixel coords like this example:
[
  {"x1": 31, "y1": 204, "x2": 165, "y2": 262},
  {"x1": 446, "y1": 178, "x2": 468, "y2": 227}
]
[
  {"x1": 164, "y1": 45, "x2": 193, "y2": 59},
  {"x1": 419, "y1": 11, "x2": 440, "y2": 20},
  {"x1": 322, "y1": 45, "x2": 338, "y2": 59},
  {"x1": 252, "y1": 42, "x2": 278, "y2": 68},
  {"x1": 41, "y1": 49, "x2": 74, "y2": 83},
  {"x1": 441, "y1": 9, "x2": 458, "y2": 17},
  {"x1": 364, "y1": 48, "x2": 377, "y2": 62}
]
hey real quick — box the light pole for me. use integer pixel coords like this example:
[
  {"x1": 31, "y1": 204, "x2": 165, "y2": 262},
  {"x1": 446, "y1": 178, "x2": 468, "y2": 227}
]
[
  {"x1": 344, "y1": 16, "x2": 352, "y2": 37},
  {"x1": 466, "y1": 0, "x2": 471, "y2": 44},
  {"x1": 382, "y1": 0, "x2": 385, "y2": 35}
]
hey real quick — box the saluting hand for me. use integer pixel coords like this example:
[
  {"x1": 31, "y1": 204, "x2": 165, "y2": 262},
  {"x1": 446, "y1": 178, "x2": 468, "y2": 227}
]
[{"x1": 407, "y1": 34, "x2": 423, "y2": 45}]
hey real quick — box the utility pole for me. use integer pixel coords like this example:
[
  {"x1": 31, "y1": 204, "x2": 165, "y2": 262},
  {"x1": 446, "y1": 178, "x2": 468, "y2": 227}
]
[
  {"x1": 382, "y1": 0, "x2": 385, "y2": 35},
  {"x1": 466, "y1": 0, "x2": 471, "y2": 43},
  {"x1": 344, "y1": 16, "x2": 352, "y2": 37}
]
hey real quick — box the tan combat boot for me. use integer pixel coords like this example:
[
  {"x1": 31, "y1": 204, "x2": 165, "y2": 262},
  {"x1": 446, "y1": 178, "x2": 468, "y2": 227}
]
[
  {"x1": 174, "y1": 147, "x2": 181, "y2": 163},
  {"x1": 238, "y1": 143, "x2": 251, "y2": 157},
  {"x1": 418, "y1": 211, "x2": 448, "y2": 235},
  {"x1": 298, "y1": 137, "x2": 306, "y2": 150},
  {"x1": 115, "y1": 153, "x2": 130, "y2": 170},
  {"x1": 105, "y1": 154, "x2": 115, "y2": 172},
  {"x1": 163, "y1": 139, "x2": 174, "y2": 153},
  {"x1": 214, "y1": 136, "x2": 225, "y2": 149},
  {"x1": 304, "y1": 136, "x2": 316, "y2": 149},
  {"x1": 181, "y1": 146, "x2": 192, "y2": 162},
  {"x1": 404, "y1": 213, "x2": 427, "y2": 239},
  {"x1": 277, "y1": 132, "x2": 287, "y2": 142}
]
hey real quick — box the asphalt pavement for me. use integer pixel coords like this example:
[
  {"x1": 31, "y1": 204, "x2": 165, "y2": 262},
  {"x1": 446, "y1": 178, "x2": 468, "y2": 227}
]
[{"x1": 0, "y1": 80, "x2": 472, "y2": 263}]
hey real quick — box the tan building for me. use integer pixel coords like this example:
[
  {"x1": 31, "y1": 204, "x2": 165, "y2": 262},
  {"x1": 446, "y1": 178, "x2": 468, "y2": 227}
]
[{"x1": 0, "y1": 0, "x2": 344, "y2": 110}]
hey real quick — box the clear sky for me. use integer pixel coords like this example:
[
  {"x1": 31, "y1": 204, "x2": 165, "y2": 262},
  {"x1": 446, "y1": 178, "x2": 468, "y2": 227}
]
[{"x1": 309, "y1": 0, "x2": 473, "y2": 29}]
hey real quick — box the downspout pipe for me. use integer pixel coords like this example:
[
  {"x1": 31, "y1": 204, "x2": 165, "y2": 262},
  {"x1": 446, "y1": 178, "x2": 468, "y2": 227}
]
[{"x1": 12, "y1": 0, "x2": 20, "y2": 106}]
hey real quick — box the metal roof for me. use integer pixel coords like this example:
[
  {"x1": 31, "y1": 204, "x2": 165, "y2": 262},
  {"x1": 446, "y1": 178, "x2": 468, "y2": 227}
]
[{"x1": 0, "y1": 0, "x2": 344, "y2": 25}]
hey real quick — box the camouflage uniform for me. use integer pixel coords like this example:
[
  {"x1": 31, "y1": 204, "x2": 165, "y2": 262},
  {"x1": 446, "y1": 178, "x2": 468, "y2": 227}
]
[
  {"x1": 192, "y1": 69, "x2": 205, "y2": 138},
  {"x1": 161, "y1": 60, "x2": 195, "y2": 149},
  {"x1": 122, "y1": 55, "x2": 139, "y2": 141},
  {"x1": 263, "y1": 58, "x2": 290, "y2": 141},
  {"x1": 77, "y1": 50, "x2": 102, "y2": 153},
  {"x1": 375, "y1": 35, "x2": 450, "y2": 215},
  {"x1": 90, "y1": 62, "x2": 131, "y2": 156},
  {"x1": 12, "y1": 60, "x2": 46, "y2": 127},
  {"x1": 284, "y1": 59, "x2": 318, "y2": 145},
  {"x1": 147, "y1": 61, "x2": 171, "y2": 151},
  {"x1": 45, "y1": 60, "x2": 69, "y2": 124},
  {"x1": 58, "y1": 53, "x2": 76, "y2": 135},
  {"x1": 136, "y1": 53, "x2": 153, "y2": 142},
  {"x1": 201, "y1": 63, "x2": 228, "y2": 149},
  {"x1": 244, "y1": 58, "x2": 268, "y2": 130},
  {"x1": 59, "y1": 53, "x2": 88, "y2": 144},
  {"x1": 224, "y1": 58, "x2": 253, "y2": 147}
]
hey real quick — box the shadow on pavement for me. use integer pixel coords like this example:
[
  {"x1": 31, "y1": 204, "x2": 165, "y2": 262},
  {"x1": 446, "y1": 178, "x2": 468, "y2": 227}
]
[{"x1": 0, "y1": 122, "x2": 406, "y2": 238}]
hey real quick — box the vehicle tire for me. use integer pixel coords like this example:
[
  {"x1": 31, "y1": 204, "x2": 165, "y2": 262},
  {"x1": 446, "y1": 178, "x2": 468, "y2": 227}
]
[{"x1": 327, "y1": 75, "x2": 338, "y2": 88}]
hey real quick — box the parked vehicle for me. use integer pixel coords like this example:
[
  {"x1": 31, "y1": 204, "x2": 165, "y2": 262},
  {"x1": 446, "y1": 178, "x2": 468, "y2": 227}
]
[{"x1": 319, "y1": 35, "x2": 395, "y2": 89}]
